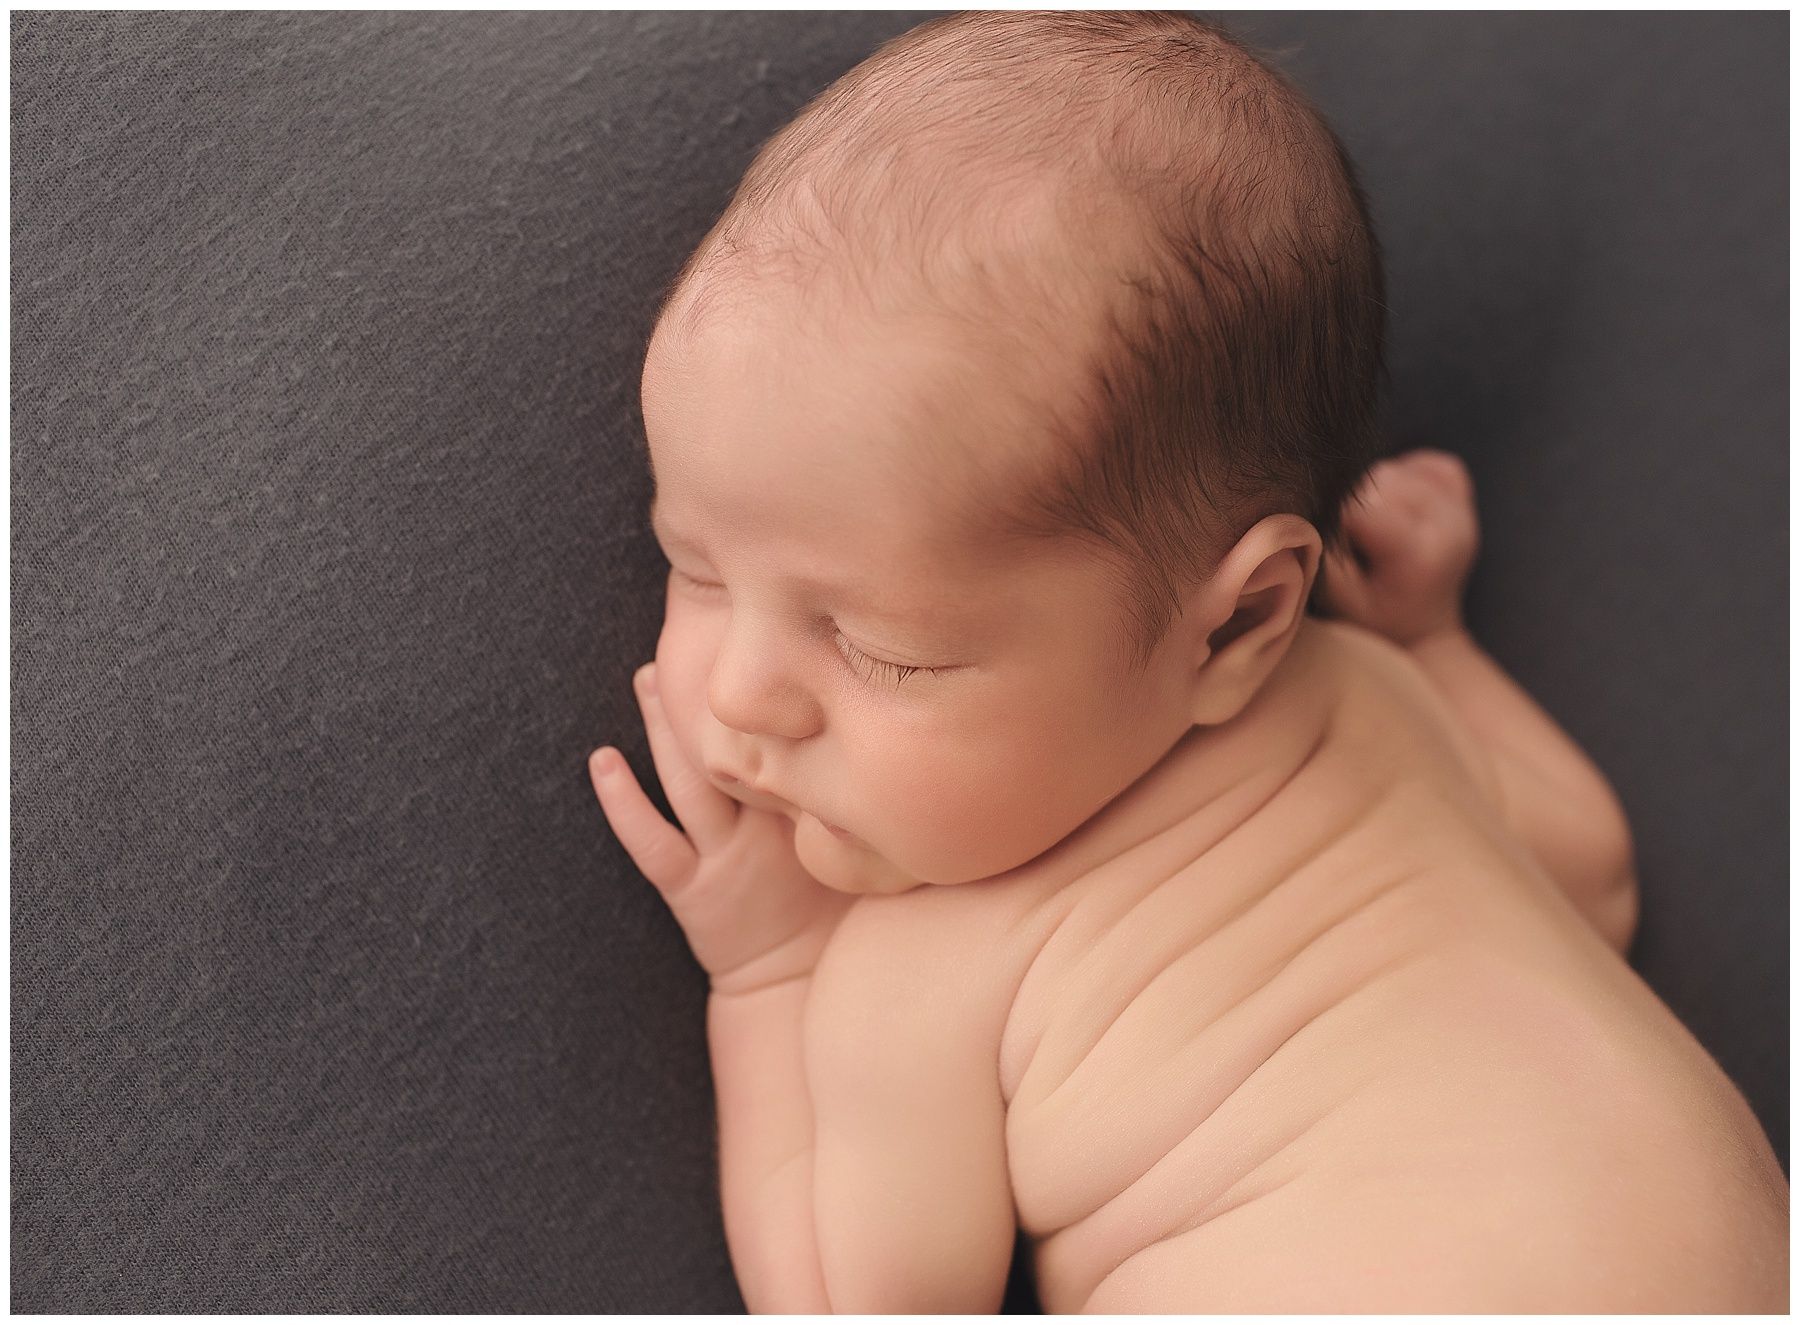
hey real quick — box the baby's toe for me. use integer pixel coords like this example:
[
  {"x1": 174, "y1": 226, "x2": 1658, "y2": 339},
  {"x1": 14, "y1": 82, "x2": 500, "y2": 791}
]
[{"x1": 1410, "y1": 449, "x2": 1473, "y2": 493}]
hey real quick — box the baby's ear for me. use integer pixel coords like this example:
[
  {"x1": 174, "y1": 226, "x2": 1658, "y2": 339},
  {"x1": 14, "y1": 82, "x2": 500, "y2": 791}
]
[{"x1": 1186, "y1": 515, "x2": 1321, "y2": 725}]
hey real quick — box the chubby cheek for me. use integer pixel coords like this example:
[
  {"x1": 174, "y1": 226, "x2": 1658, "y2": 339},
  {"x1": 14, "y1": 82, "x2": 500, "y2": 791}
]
[{"x1": 872, "y1": 712, "x2": 1118, "y2": 884}]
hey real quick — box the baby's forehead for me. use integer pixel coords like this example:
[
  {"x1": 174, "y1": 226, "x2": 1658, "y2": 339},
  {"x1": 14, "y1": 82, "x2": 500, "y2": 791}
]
[
  {"x1": 645, "y1": 248, "x2": 1110, "y2": 581},
  {"x1": 661, "y1": 270, "x2": 1077, "y2": 466}
]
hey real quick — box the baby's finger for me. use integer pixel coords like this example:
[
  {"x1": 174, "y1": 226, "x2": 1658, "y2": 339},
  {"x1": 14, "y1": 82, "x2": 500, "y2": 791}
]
[
  {"x1": 634, "y1": 664, "x2": 739, "y2": 850},
  {"x1": 589, "y1": 746, "x2": 698, "y2": 897}
]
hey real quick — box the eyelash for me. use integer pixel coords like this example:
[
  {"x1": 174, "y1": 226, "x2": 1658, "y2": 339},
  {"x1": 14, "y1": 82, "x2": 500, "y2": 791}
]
[
  {"x1": 669, "y1": 568, "x2": 945, "y2": 689},
  {"x1": 840, "y1": 640, "x2": 936, "y2": 689}
]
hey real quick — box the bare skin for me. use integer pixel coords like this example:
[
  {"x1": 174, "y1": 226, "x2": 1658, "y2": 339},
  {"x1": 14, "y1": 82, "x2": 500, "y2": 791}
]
[
  {"x1": 986, "y1": 450, "x2": 1789, "y2": 1308},
  {"x1": 593, "y1": 438, "x2": 1787, "y2": 1310}
]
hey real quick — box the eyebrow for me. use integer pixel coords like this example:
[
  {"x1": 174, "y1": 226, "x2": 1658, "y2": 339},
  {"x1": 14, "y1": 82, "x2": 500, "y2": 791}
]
[{"x1": 646, "y1": 498, "x2": 964, "y2": 633}]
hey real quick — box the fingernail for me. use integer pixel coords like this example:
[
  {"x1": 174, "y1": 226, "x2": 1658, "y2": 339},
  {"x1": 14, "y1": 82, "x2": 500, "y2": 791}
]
[{"x1": 594, "y1": 748, "x2": 618, "y2": 778}]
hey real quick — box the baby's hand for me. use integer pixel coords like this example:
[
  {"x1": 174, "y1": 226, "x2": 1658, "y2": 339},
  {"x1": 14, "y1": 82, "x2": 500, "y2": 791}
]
[
  {"x1": 589, "y1": 663, "x2": 855, "y2": 998},
  {"x1": 1316, "y1": 447, "x2": 1480, "y2": 647}
]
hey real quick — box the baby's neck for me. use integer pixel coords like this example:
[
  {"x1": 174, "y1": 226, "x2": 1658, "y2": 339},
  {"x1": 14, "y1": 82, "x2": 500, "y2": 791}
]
[{"x1": 995, "y1": 616, "x2": 1342, "y2": 895}]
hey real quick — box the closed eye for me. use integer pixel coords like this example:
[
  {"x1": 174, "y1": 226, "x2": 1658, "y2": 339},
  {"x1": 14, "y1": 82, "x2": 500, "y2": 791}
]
[
  {"x1": 668, "y1": 567, "x2": 947, "y2": 689},
  {"x1": 833, "y1": 635, "x2": 946, "y2": 689}
]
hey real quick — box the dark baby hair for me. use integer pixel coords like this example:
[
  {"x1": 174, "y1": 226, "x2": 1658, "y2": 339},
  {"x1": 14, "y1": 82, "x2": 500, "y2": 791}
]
[{"x1": 653, "y1": 11, "x2": 1390, "y2": 676}]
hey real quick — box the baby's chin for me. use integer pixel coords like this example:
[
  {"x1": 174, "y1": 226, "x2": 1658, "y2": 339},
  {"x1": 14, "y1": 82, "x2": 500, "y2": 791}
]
[{"x1": 790, "y1": 809, "x2": 927, "y2": 897}]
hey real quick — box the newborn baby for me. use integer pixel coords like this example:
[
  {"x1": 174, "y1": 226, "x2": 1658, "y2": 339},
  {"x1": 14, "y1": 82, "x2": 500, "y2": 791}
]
[{"x1": 589, "y1": 13, "x2": 1787, "y2": 1312}]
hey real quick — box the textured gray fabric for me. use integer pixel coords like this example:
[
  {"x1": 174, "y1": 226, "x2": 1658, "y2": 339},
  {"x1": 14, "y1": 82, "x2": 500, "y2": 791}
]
[{"x1": 13, "y1": 10, "x2": 1785, "y2": 1313}]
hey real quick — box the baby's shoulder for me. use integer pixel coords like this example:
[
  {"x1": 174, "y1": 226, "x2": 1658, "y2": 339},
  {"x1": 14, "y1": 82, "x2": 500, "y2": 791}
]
[
  {"x1": 806, "y1": 875, "x2": 1045, "y2": 1063},
  {"x1": 1312, "y1": 618, "x2": 1504, "y2": 808}
]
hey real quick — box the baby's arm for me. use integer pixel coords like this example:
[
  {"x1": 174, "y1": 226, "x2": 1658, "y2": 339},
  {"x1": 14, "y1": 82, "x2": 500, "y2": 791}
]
[
  {"x1": 594, "y1": 664, "x2": 1010, "y2": 1310},
  {"x1": 1317, "y1": 450, "x2": 1639, "y2": 954},
  {"x1": 708, "y1": 977, "x2": 833, "y2": 1312},
  {"x1": 711, "y1": 894, "x2": 1017, "y2": 1313}
]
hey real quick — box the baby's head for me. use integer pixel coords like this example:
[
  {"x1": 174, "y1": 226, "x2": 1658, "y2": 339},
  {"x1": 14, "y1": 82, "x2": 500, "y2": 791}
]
[{"x1": 638, "y1": 12, "x2": 1386, "y2": 895}]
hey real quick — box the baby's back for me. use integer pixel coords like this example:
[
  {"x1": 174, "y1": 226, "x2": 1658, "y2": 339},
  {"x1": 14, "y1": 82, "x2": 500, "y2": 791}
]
[{"x1": 845, "y1": 619, "x2": 1787, "y2": 1311}]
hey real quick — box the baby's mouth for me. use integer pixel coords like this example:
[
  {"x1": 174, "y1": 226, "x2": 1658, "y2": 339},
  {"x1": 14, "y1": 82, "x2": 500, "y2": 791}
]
[
  {"x1": 818, "y1": 816, "x2": 857, "y2": 841},
  {"x1": 711, "y1": 770, "x2": 803, "y2": 816},
  {"x1": 709, "y1": 771, "x2": 859, "y2": 842}
]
